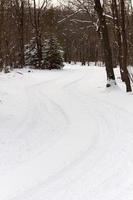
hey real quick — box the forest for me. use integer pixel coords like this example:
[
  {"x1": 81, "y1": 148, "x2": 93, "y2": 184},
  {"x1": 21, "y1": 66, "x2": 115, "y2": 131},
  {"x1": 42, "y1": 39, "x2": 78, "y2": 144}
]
[
  {"x1": 1, "y1": 1, "x2": 133, "y2": 200},
  {"x1": 0, "y1": 0, "x2": 133, "y2": 91},
  {"x1": 0, "y1": 0, "x2": 133, "y2": 92}
]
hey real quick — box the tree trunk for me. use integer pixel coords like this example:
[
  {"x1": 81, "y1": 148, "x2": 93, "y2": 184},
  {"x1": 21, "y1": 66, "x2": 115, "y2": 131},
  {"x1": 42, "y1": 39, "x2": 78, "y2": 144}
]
[
  {"x1": 14, "y1": 0, "x2": 25, "y2": 68},
  {"x1": 0, "y1": 0, "x2": 5, "y2": 71},
  {"x1": 94, "y1": 0, "x2": 116, "y2": 87},
  {"x1": 33, "y1": 0, "x2": 42, "y2": 68},
  {"x1": 20, "y1": 0, "x2": 25, "y2": 67},
  {"x1": 120, "y1": 0, "x2": 132, "y2": 92},
  {"x1": 111, "y1": 0, "x2": 124, "y2": 81}
]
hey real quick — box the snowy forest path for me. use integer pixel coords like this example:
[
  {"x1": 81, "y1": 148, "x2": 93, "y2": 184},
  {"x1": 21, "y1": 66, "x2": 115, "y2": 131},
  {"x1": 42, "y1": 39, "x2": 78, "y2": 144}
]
[{"x1": 0, "y1": 65, "x2": 133, "y2": 200}]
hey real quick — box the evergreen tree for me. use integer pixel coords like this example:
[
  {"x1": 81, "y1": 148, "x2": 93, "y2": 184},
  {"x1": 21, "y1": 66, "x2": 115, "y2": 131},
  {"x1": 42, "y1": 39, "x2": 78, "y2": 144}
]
[
  {"x1": 24, "y1": 37, "x2": 39, "y2": 68},
  {"x1": 44, "y1": 37, "x2": 64, "y2": 70}
]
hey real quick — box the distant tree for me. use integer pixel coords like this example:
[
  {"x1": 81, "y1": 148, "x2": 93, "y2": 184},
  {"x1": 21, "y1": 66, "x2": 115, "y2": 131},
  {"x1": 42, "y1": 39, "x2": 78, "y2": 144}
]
[
  {"x1": 13, "y1": 0, "x2": 25, "y2": 68},
  {"x1": 28, "y1": 0, "x2": 50, "y2": 68},
  {"x1": 44, "y1": 37, "x2": 64, "y2": 69},
  {"x1": 25, "y1": 37, "x2": 39, "y2": 68},
  {"x1": 0, "y1": 0, "x2": 5, "y2": 71}
]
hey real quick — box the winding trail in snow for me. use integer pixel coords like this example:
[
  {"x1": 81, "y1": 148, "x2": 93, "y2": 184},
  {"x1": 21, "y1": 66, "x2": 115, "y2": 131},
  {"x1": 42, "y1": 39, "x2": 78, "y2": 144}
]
[{"x1": 0, "y1": 65, "x2": 133, "y2": 200}]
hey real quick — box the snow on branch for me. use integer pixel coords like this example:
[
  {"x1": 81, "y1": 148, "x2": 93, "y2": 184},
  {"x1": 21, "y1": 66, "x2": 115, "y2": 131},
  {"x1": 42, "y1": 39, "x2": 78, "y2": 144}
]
[
  {"x1": 104, "y1": 14, "x2": 113, "y2": 20},
  {"x1": 70, "y1": 19, "x2": 94, "y2": 24},
  {"x1": 57, "y1": 9, "x2": 82, "y2": 24}
]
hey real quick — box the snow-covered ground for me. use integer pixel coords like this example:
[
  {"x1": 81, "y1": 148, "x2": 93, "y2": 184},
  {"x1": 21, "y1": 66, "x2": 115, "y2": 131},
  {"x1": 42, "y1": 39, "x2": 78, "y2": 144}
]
[{"x1": 0, "y1": 63, "x2": 133, "y2": 200}]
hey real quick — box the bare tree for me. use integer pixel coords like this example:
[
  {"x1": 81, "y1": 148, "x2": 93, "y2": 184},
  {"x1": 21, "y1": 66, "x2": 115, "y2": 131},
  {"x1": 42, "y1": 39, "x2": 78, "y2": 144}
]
[
  {"x1": 111, "y1": 0, "x2": 132, "y2": 91},
  {"x1": 13, "y1": 0, "x2": 25, "y2": 67},
  {"x1": 28, "y1": 0, "x2": 50, "y2": 68},
  {"x1": 0, "y1": 0, "x2": 5, "y2": 71},
  {"x1": 94, "y1": 0, "x2": 116, "y2": 87},
  {"x1": 120, "y1": 0, "x2": 132, "y2": 92},
  {"x1": 111, "y1": 0, "x2": 123, "y2": 79}
]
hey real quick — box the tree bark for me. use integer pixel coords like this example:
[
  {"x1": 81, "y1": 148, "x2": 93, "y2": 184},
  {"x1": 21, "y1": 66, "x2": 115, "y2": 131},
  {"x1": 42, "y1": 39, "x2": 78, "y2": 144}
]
[
  {"x1": 33, "y1": 0, "x2": 42, "y2": 68},
  {"x1": 14, "y1": 0, "x2": 25, "y2": 68},
  {"x1": 0, "y1": 0, "x2": 5, "y2": 71},
  {"x1": 20, "y1": 0, "x2": 25, "y2": 67},
  {"x1": 111, "y1": 0, "x2": 124, "y2": 81},
  {"x1": 120, "y1": 0, "x2": 132, "y2": 92},
  {"x1": 94, "y1": 0, "x2": 116, "y2": 87}
]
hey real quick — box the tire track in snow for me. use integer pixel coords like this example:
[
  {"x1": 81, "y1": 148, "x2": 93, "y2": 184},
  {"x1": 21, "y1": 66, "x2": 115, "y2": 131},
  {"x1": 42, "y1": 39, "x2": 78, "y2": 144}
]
[
  {"x1": 0, "y1": 72, "x2": 66, "y2": 172},
  {"x1": 3, "y1": 66, "x2": 133, "y2": 200},
  {"x1": 51, "y1": 72, "x2": 133, "y2": 200},
  {"x1": 17, "y1": 67, "x2": 133, "y2": 200},
  {"x1": 6, "y1": 68, "x2": 103, "y2": 200}
]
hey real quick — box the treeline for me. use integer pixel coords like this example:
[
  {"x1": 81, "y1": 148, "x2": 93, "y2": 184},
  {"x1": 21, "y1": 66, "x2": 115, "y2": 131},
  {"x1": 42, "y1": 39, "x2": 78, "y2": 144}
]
[
  {"x1": 0, "y1": 0, "x2": 100, "y2": 70},
  {"x1": 0, "y1": 0, "x2": 133, "y2": 91},
  {"x1": 1, "y1": 0, "x2": 133, "y2": 68},
  {"x1": 68, "y1": 0, "x2": 133, "y2": 91}
]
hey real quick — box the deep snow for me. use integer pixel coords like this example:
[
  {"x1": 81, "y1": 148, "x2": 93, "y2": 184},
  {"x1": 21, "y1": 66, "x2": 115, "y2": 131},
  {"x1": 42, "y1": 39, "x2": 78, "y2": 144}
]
[{"x1": 0, "y1": 64, "x2": 133, "y2": 200}]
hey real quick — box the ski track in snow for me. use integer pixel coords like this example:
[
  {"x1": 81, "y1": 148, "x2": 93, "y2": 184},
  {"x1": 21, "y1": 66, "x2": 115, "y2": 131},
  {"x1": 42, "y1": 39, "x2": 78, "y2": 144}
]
[{"x1": 0, "y1": 65, "x2": 133, "y2": 200}]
